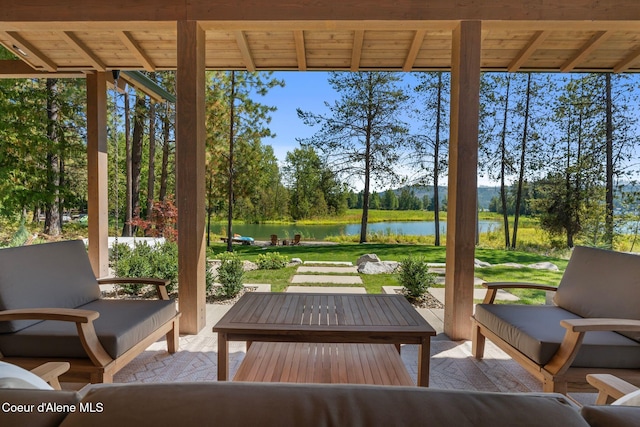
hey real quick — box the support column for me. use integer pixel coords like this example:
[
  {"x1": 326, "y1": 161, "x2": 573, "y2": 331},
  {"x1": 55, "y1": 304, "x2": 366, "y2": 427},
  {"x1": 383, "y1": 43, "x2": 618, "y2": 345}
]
[
  {"x1": 444, "y1": 21, "x2": 481, "y2": 340},
  {"x1": 176, "y1": 20, "x2": 206, "y2": 334},
  {"x1": 86, "y1": 72, "x2": 109, "y2": 278}
]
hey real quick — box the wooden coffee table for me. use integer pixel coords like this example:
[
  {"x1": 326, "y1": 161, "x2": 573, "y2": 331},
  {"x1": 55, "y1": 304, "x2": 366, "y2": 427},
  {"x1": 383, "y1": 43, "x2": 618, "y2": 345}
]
[{"x1": 213, "y1": 292, "x2": 436, "y2": 386}]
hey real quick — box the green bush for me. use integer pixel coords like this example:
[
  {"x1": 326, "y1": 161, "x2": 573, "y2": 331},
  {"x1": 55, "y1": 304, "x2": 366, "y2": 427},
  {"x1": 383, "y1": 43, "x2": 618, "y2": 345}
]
[
  {"x1": 398, "y1": 256, "x2": 435, "y2": 300},
  {"x1": 111, "y1": 241, "x2": 179, "y2": 294},
  {"x1": 256, "y1": 251, "x2": 289, "y2": 270},
  {"x1": 216, "y1": 252, "x2": 244, "y2": 297}
]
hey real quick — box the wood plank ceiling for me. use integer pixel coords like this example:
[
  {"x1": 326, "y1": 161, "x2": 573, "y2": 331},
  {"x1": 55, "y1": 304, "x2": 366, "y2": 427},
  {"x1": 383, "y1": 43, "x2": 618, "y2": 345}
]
[{"x1": 3, "y1": 21, "x2": 640, "y2": 74}]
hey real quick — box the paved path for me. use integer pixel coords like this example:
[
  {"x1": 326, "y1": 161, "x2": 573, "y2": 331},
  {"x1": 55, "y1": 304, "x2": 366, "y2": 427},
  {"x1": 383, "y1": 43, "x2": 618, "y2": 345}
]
[
  {"x1": 297, "y1": 266, "x2": 359, "y2": 274},
  {"x1": 291, "y1": 275, "x2": 363, "y2": 284},
  {"x1": 287, "y1": 286, "x2": 366, "y2": 294}
]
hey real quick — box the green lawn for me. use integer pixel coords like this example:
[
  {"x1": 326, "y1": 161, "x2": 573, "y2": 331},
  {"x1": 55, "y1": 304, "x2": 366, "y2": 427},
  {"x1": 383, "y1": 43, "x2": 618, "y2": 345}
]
[{"x1": 211, "y1": 242, "x2": 567, "y2": 303}]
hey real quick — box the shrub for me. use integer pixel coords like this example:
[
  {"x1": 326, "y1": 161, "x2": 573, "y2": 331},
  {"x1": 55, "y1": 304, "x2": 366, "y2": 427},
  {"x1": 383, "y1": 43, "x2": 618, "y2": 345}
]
[
  {"x1": 111, "y1": 241, "x2": 178, "y2": 294},
  {"x1": 256, "y1": 252, "x2": 289, "y2": 270},
  {"x1": 216, "y1": 252, "x2": 244, "y2": 297},
  {"x1": 398, "y1": 256, "x2": 435, "y2": 300}
]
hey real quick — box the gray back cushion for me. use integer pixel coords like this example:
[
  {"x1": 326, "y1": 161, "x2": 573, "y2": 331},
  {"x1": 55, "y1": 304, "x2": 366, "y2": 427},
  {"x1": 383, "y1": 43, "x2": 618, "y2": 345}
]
[
  {"x1": 554, "y1": 246, "x2": 640, "y2": 341},
  {"x1": 0, "y1": 240, "x2": 100, "y2": 333}
]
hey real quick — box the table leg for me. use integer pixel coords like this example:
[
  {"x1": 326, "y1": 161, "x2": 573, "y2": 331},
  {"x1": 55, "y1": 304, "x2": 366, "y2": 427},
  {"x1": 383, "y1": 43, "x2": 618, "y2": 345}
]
[
  {"x1": 417, "y1": 336, "x2": 430, "y2": 387},
  {"x1": 218, "y1": 332, "x2": 229, "y2": 381},
  {"x1": 395, "y1": 343, "x2": 401, "y2": 353}
]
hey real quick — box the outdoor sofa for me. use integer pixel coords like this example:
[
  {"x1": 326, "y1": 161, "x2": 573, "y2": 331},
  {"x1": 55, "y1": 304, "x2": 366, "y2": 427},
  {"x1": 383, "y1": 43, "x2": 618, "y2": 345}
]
[
  {"x1": 1, "y1": 380, "x2": 640, "y2": 427},
  {"x1": 472, "y1": 245, "x2": 640, "y2": 393},
  {"x1": 0, "y1": 240, "x2": 180, "y2": 383}
]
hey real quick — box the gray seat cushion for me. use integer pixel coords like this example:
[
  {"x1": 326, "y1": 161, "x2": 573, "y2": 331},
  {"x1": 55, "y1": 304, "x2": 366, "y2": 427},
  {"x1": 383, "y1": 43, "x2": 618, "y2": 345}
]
[
  {"x1": 475, "y1": 304, "x2": 640, "y2": 368},
  {"x1": 0, "y1": 299, "x2": 177, "y2": 359},
  {"x1": 580, "y1": 405, "x2": 640, "y2": 427},
  {"x1": 61, "y1": 382, "x2": 590, "y2": 427},
  {"x1": 554, "y1": 246, "x2": 640, "y2": 342},
  {"x1": 0, "y1": 240, "x2": 101, "y2": 333}
]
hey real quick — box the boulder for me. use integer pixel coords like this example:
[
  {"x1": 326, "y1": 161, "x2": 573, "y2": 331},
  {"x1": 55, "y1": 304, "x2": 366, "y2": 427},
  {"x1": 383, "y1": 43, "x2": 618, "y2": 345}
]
[
  {"x1": 474, "y1": 258, "x2": 492, "y2": 268},
  {"x1": 358, "y1": 260, "x2": 399, "y2": 274},
  {"x1": 356, "y1": 254, "x2": 381, "y2": 267},
  {"x1": 290, "y1": 258, "x2": 303, "y2": 265},
  {"x1": 243, "y1": 260, "x2": 258, "y2": 271},
  {"x1": 498, "y1": 262, "x2": 526, "y2": 269},
  {"x1": 527, "y1": 262, "x2": 559, "y2": 271}
]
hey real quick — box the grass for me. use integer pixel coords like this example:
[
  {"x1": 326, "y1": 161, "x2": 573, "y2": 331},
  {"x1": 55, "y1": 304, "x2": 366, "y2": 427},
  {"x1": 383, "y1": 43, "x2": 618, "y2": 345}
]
[{"x1": 211, "y1": 242, "x2": 568, "y2": 303}]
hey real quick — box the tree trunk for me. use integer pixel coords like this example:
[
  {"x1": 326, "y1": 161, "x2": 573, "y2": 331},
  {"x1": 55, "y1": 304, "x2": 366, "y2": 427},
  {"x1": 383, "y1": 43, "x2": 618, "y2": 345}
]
[
  {"x1": 227, "y1": 71, "x2": 236, "y2": 252},
  {"x1": 605, "y1": 73, "x2": 614, "y2": 248},
  {"x1": 159, "y1": 104, "x2": 171, "y2": 202},
  {"x1": 433, "y1": 73, "x2": 442, "y2": 247},
  {"x1": 499, "y1": 75, "x2": 511, "y2": 248},
  {"x1": 512, "y1": 73, "x2": 532, "y2": 249},
  {"x1": 44, "y1": 78, "x2": 61, "y2": 236},
  {"x1": 130, "y1": 95, "x2": 146, "y2": 235},
  {"x1": 360, "y1": 132, "x2": 372, "y2": 244},
  {"x1": 122, "y1": 91, "x2": 132, "y2": 236},
  {"x1": 146, "y1": 101, "x2": 156, "y2": 226}
]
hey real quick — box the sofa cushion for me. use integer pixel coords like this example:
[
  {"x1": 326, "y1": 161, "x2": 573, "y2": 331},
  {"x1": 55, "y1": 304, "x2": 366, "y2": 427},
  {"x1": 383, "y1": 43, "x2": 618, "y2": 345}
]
[
  {"x1": 475, "y1": 304, "x2": 640, "y2": 368},
  {"x1": 59, "y1": 382, "x2": 589, "y2": 427},
  {"x1": 0, "y1": 299, "x2": 177, "y2": 359},
  {"x1": 554, "y1": 246, "x2": 640, "y2": 342},
  {"x1": 580, "y1": 405, "x2": 640, "y2": 427},
  {"x1": 0, "y1": 240, "x2": 101, "y2": 333},
  {"x1": 0, "y1": 388, "x2": 80, "y2": 427}
]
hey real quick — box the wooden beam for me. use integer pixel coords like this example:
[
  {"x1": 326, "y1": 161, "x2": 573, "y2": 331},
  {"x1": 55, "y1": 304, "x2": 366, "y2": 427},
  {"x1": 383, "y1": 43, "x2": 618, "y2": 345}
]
[
  {"x1": 403, "y1": 29, "x2": 426, "y2": 72},
  {"x1": 614, "y1": 45, "x2": 640, "y2": 73},
  {"x1": 351, "y1": 30, "x2": 364, "y2": 72},
  {"x1": 235, "y1": 31, "x2": 256, "y2": 72},
  {"x1": 0, "y1": 31, "x2": 57, "y2": 71},
  {"x1": 86, "y1": 72, "x2": 109, "y2": 278},
  {"x1": 176, "y1": 21, "x2": 206, "y2": 334},
  {"x1": 0, "y1": 60, "x2": 82, "y2": 78},
  {"x1": 59, "y1": 31, "x2": 106, "y2": 71},
  {"x1": 117, "y1": 31, "x2": 155, "y2": 71},
  {"x1": 445, "y1": 21, "x2": 481, "y2": 341},
  {"x1": 561, "y1": 31, "x2": 611, "y2": 72},
  {"x1": 293, "y1": 30, "x2": 307, "y2": 71},
  {"x1": 508, "y1": 30, "x2": 548, "y2": 72}
]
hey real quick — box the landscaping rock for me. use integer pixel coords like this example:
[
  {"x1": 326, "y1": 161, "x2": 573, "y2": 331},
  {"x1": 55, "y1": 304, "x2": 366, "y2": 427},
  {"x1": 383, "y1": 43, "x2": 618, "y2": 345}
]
[
  {"x1": 356, "y1": 254, "x2": 381, "y2": 267},
  {"x1": 358, "y1": 260, "x2": 399, "y2": 274},
  {"x1": 242, "y1": 260, "x2": 258, "y2": 271},
  {"x1": 474, "y1": 258, "x2": 492, "y2": 268},
  {"x1": 498, "y1": 262, "x2": 526, "y2": 268},
  {"x1": 527, "y1": 262, "x2": 559, "y2": 271},
  {"x1": 290, "y1": 258, "x2": 303, "y2": 265}
]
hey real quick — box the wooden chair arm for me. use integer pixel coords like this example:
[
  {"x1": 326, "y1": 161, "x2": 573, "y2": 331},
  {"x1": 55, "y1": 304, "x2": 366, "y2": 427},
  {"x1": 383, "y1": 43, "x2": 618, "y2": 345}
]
[
  {"x1": 30, "y1": 362, "x2": 70, "y2": 390},
  {"x1": 0, "y1": 308, "x2": 99, "y2": 323},
  {"x1": 481, "y1": 282, "x2": 557, "y2": 304},
  {"x1": 0, "y1": 308, "x2": 113, "y2": 367},
  {"x1": 544, "y1": 318, "x2": 640, "y2": 376},
  {"x1": 97, "y1": 277, "x2": 171, "y2": 300},
  {"x1": 587, "y1": 374, "x2": 640, "y2": 405}
]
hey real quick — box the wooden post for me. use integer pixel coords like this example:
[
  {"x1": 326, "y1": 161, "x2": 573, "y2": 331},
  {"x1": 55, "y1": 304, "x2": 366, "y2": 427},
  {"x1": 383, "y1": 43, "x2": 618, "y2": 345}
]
[
  {"x1": 444, "y1": 21, "x2": 481, "y2": 340},
  {"x1": 176, "y1": 21, "x2": 206, "y2": 334},
  {"x1": 86, "y1": 72, "x2": 109, "y2": 278}
]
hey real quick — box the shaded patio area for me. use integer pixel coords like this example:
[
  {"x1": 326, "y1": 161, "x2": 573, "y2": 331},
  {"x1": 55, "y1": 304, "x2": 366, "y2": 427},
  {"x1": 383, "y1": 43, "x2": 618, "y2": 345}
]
[{"x1": 111, "y1": 302, "x2": 597, "y2": 405}]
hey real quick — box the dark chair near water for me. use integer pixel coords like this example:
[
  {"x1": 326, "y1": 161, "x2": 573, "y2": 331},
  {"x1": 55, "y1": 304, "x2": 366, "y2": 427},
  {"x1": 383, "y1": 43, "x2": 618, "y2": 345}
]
[{"x1": 0, "y1": 240, "x2": 180, "y2": 383}]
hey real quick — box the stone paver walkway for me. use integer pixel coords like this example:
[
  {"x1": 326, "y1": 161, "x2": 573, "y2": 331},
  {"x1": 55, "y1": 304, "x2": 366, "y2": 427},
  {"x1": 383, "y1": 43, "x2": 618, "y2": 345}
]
[
  {"x1": 287, "y1": 286, "x2": 366, "y2": 293},
  {"x1": 303, "y1": 261, "x2": 353, "y2": 266},
  {"x1": 297, "y1": 266, "x2": 359, "y2": 274},
  {"x1": 291, "y1": 275, "x2": 363, "y2": 284}
]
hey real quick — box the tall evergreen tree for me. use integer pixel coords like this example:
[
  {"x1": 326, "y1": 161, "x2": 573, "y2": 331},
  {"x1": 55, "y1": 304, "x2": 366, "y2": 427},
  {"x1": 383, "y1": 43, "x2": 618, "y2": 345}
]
[{"x1": 298, "y1": 72, "x2": 408, "y2": 243}]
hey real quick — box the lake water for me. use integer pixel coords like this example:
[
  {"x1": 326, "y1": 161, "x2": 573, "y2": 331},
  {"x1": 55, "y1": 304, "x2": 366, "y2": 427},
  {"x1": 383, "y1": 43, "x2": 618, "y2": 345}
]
[{"x1": 217, "y1": 220, "x2": 500, "y2": 241}]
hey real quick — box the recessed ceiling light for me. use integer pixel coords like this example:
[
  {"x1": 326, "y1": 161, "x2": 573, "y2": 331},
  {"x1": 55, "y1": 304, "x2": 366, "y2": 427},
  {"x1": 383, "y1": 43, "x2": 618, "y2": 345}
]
[{"x1": 12, "y1": 44, "x2": 28, "y2": 57}]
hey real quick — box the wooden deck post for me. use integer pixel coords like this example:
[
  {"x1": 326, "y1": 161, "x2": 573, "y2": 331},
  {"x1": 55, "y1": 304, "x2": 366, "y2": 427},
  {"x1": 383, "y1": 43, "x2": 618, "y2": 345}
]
[
  {"x1": 176, "y1": 21, "x2": 206, "y2": 334},
  {"x1": 86, "y1": 72, "x2": 109, "y2": 278},
  {"x1": 444, "y1": 21, "x2": 481, "y2": 341}
]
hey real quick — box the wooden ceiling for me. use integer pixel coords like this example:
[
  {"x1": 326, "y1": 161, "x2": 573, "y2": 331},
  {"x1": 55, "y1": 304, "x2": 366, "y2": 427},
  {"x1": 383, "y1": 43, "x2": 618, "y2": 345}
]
[{"x1": 3, "y1": 2, "x2": 640, "y2": 74}]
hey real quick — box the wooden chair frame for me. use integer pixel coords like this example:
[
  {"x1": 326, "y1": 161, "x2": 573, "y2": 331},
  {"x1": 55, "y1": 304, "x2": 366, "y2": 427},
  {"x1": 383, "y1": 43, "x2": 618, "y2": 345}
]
[
  {"x1": 472, "y1": 283, "x2": 640, "y2": 394},
  {"x1": 0, "y1": 277, "x2": 180, "y2": 384}
]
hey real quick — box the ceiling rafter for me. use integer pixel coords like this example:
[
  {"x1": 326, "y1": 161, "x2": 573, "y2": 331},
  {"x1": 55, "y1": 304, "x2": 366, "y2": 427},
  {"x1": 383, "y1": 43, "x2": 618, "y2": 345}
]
[
  {"x1": 403, "y1": 29, "x2": 426, "y2": 72},
  {"x1": 0, "y1": 31, "x2": 57, "y2": 71},
  {"x1": 235, "y1": 31, "x2": 256, "y2": 72},
  {"x1": 293, "y1": 30, "x2": 307, "y2": 71},
  {"x1": 351, "y1": 30, "x2": 364, "y2": 72},
  {"x1": 508, "y1": 30, "x2": 548, "y2": 72},
  {"x1": 59, "y1": 31, "x2": 106, "y2": 71},
  {"x1": 561, "y1": 30, "x2": 611, "y2": 72},
  {"x1": 614, "y1": 45, "x2": 640, "y2": 73},
  {"x1": 117, "y1": 31, "x2": 155, "y2": 71}
]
